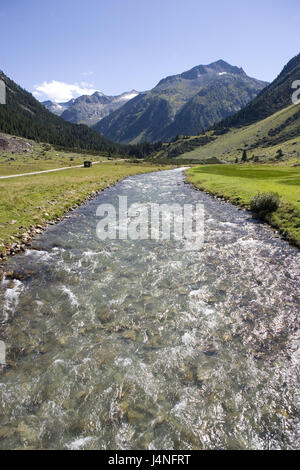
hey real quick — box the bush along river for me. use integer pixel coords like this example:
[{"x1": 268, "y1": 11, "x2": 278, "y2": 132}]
[{"x1": 0, "y1": 168, "x2": 299, "y2": 450}]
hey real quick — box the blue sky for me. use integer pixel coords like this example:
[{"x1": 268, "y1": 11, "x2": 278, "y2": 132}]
[{"x1": 1, "y1": 0, "x2": 299, "y2": 102}]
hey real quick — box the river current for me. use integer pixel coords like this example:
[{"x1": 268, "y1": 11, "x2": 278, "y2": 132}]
[{"x1": 0, "y1": 168, "x2": 299, "y2": 449}]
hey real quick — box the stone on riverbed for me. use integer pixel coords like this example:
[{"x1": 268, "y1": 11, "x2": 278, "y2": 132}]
[
  {"x1": 122, "y1": 330, "x2": 137, "y2": 341},
  {"x1": 196, "y1": 365, "x2": 211, "y2": 383},
  {"x1": 17, "y1": 422, "x2": 39, "y2": 445},
  {"x1": 5, "y1": 269, "x2": 36, "y2": 281},
  {"x1": 0, "y1": 426, "x2": 16, "y2": 440},
  {"x1": 97, "y1": 307, "x2": 113, "y2": 323}
]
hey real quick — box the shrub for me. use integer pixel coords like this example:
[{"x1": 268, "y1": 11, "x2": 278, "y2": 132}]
[
  {"x1": 241, "y1": 150, "x2": 248, "y2": 162},
  {"x1": 250, "y1": 192, "x2": 280, "y2": 219},
  {"x1": 276, "y1": 148, "x2": 284, "y2": 159}
]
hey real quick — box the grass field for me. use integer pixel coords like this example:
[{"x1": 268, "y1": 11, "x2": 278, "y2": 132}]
[
  {"x1": 0, "y1": 160, "x2": 171, "y2": 255},
  {"x1": 186, "y1": 164, "x2": 300, "y2": 247},
  {"x1": 0, "y1": 147, "x2": 109, "y2": 176},
  {"x1": 155, "y1": 104, "x2": 300, "y2": 164}
]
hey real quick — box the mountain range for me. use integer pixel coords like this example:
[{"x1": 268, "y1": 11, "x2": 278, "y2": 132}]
[
  {"x1": 154, "y1": 52, "x2": 300, "y2": 162},
  {"x1": 93, "y1": 60, "x2": 268, "y2": 143},
  {"x1": 0, "y1": 70, "x2": 123, "y2": 154},
  {"x1": 1, "y1": 53, "x2": 298, "y2": 160},
  {"x1": 42, "y1": 90, "x2": 139, "y2": 126}
]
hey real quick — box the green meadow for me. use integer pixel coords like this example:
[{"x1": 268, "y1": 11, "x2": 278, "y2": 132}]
[
  {"x1": 154, "y1": 104, "x2": 300, "y2": 165},
  {"x1": 186, "y1": 164, "x2": 300, "y2": 247},
  {"x1": 0, "y1": 147, "x2": 109, "y2": 176}
]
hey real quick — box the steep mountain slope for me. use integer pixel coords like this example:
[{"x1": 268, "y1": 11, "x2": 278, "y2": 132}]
[
  {"x1": 60, "y1": 90, "x2": 139, "y2": 126},
  {"x1": 151, "y1": 53, "x2": 300, "y2": 164},
  {"x1": 157, "y1": 104, "x2": 300, "y2": 163},
  {"x1": 94, "y1": 60, "x2": 267, "y2": 143},
  {"x1": 161, "y1": 74, "x2": 266, "y2": 139},
  {"x1": 43, "y1": 90, "x2": 139, "y2": 126},
  {"x1": 215, "y1": 52, "x2": 300, "y2": 129},
  {"x1": 0, "y1": 70, "x2": 122, "y2": 153},
  {"x1": 42, "y1": 98, "x2": 75, "y2": 116}
]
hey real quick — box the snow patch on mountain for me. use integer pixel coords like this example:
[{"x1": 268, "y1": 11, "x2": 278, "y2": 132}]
[{"x1": 42, "y1": 90, "x2": 140, "y2": 126}]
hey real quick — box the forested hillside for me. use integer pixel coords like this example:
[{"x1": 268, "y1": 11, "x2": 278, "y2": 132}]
[{"x1": 0, "y1": 70, "x2": 121, "y2": 153}]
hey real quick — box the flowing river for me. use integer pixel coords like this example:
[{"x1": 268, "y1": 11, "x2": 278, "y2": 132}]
[{"x1": 0, "y1": 168, "x2": 299, "y2": 450}]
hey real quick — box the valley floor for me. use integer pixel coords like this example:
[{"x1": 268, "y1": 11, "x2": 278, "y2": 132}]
[
  {"x1": 186, "y1": 164, "x2": 300, "y2": 248},
  {"x1": 0, "y1": 136, "x2": 109, "y2": 176}
]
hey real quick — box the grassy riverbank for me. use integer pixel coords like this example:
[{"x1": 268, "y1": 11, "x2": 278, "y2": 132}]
[
  {"x1": 0, "y1": 160, "x2": 171, "y2": 255},
  {"x1": 186, "y1": 164, "x2": 300, "y2": 247}
]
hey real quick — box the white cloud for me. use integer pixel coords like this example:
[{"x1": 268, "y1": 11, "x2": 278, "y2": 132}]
[
  {"x1": 33, "y1": 80, "x2": 98, "y2": 102},
  {"x1": 79, "y1": 81, "x2": 95, "y2": 89},
  {"x1": 81, "y1": 71, "x2": 94, "y2": 77}
]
